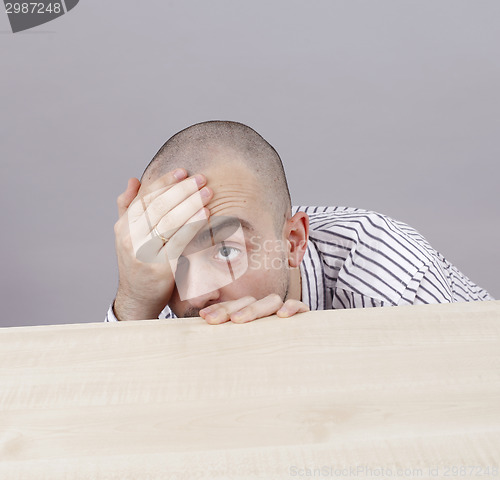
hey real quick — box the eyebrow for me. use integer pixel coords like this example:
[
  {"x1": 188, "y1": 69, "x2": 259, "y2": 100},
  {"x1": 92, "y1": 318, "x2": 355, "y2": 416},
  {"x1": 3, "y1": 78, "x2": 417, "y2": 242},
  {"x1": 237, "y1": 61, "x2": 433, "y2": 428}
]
[{"x1": 188, "y1": 217, "x2": 256, "y2": 252}]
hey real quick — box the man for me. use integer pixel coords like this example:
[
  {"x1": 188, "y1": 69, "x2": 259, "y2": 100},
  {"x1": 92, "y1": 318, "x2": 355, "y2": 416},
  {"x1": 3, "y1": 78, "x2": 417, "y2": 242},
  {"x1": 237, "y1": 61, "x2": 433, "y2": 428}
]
[{"x1": 106, "y1": 121, "x2": 493, "y2": 324}]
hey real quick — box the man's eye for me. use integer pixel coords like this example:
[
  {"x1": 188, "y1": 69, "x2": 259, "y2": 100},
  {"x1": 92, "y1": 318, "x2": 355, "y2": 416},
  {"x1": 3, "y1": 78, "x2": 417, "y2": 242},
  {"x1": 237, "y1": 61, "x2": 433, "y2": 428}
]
[{"x1": 214, "y1": 245, "x2": 241, "y2": 261}]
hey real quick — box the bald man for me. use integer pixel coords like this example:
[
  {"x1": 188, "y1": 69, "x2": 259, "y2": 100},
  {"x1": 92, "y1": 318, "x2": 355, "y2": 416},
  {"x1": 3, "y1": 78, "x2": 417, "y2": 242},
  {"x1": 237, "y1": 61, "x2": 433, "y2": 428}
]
[{"x1": 106, "y1": 121, "x2": 493, "y2": 324}]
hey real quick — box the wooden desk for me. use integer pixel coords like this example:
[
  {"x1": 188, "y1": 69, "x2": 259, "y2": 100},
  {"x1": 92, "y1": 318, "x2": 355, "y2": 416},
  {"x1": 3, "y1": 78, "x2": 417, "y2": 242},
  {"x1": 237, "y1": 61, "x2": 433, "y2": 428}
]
[{"x1": 1, "y1": 301, "x2": 499, "y2": 479}]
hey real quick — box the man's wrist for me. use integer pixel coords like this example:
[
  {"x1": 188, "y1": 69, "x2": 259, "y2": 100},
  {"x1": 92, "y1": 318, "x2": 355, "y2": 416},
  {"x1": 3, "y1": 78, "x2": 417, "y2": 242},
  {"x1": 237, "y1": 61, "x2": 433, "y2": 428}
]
[
  {"x1": 113, "y1": 291, "x2": 164, "y2": 321},
  {"x1": 110, "y1": 300, "x2": 122, "y2": 321}
]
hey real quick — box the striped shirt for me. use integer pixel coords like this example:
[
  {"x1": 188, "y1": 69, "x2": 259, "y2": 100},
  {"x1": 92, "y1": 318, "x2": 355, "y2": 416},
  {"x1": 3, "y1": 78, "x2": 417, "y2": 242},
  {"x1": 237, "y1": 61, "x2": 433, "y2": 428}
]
[{"x1": 105, "y1": 205, "x2": 493, "y2": 321}]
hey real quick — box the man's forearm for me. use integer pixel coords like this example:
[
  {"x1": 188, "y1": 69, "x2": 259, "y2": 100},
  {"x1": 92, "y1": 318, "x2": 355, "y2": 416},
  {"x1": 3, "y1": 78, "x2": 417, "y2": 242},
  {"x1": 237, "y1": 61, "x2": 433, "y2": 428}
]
[{"x1": 113, "y1": 290, "x2": 164, "y2": 321}]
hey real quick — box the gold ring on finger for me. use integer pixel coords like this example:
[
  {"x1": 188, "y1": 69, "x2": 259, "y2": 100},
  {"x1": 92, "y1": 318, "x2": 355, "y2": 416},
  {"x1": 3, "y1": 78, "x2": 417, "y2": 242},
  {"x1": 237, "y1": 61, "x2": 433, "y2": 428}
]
[{"x1": 153, "y1": 226, "x2": 168, "y2": 243}]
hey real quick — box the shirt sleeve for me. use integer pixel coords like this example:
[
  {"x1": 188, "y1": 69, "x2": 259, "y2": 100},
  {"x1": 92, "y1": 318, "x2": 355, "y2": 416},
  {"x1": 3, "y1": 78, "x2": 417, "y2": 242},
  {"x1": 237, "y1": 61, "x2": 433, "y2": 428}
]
[
  {"x1": 104, "y1": 303, "x2": 119, "y2": 322},
  {"x1": 397, "y1": 262, "x2": 452, "y2": 305},
  {"x1": 333, "y1": 257, "x2": 491, "y2": 309},
  {"x1": 104, "y1": 302, "x2": 177, "y2": 322},
  {"x1": 332, "y1": 288, "x2": 389, "y2": 308},
  {"x1": 332, "y1": 261, "x2": 454, "y2": 309},
  {"x1": 397, "y1": 255, "x2": 494, "y2": 305}
]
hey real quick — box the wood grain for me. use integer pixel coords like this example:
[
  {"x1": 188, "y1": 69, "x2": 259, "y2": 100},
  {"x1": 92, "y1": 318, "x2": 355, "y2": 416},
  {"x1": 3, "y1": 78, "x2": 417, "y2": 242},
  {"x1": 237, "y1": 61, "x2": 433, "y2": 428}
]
[{"x1": 1, "y1": 301, "x2": 499, "y2": 479}]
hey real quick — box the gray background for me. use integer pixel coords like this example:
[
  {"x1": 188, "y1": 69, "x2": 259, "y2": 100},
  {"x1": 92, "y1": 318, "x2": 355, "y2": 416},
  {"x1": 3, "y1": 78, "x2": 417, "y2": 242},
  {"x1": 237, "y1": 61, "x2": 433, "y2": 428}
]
[{"x1": 1, "y1": 0, "x2": 498, "y2": 328}]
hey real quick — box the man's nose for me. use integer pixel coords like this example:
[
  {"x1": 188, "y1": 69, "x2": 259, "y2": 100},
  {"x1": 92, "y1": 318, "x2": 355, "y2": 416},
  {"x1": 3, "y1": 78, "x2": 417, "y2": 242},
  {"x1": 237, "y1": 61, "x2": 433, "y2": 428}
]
[
  {"x1": 187, "y1": 289, "x2": 221, "y2": 310},
  {"x1": 174, "y1": 252, "x2": 235, "y2": 302},
  {"x1": 175, "y1": 256, "x2": 221, "y2": 301}
]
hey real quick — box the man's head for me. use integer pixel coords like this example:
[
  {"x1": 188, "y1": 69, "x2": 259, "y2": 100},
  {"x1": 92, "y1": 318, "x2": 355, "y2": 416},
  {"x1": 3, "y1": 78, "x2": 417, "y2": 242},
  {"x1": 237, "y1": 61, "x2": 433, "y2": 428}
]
[
  {"x1": 140, "y1": 121, "x2": 309, "y2": 317},
  {"x1": 142, "y1": 121, "x2": 291, "y2": 236}
]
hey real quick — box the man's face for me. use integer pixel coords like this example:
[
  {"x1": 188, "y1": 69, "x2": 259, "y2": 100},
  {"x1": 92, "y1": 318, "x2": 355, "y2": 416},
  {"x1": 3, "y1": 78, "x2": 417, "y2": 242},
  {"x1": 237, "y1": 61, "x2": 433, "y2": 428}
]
[{"x1": 167, "y1": 151, "x2": 291, "y2": 318}]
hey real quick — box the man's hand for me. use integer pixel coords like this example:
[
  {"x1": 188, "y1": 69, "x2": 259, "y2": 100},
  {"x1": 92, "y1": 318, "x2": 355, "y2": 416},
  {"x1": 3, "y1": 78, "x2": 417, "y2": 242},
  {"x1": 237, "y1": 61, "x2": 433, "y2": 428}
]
[
  {"x1": 198, "y1": 295, "x2": 309, "y2": 324},
  {"x1": 113, "y1": 169, "x2": 212, "y2": 321}
]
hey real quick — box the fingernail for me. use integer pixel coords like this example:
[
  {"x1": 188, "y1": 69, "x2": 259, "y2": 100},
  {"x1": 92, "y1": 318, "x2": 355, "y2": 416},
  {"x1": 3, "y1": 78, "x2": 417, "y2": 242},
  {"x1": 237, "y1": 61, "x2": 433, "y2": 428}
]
[
  {"x1": 200, "y1": 187, "x2": 211, "y2": 198},
  {"x1": 231, "y1": 312, "x2": 244, "y2": 321},
  {"x1": 194, "y1": 174, "x2": 205, "y2": 187},
  {"x1": 173, "y1": 169, "x2": 186, "y2": 181},
  {"x1": 205, "y1": 312, "x2": 220, "y2": 322}
]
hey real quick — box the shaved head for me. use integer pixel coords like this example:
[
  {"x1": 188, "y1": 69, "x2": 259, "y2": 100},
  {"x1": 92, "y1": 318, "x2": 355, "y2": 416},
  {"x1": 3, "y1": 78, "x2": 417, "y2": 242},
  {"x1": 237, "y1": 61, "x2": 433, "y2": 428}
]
[{"x1": 141, "y1": 121, "x2": 292, "y2": 235}]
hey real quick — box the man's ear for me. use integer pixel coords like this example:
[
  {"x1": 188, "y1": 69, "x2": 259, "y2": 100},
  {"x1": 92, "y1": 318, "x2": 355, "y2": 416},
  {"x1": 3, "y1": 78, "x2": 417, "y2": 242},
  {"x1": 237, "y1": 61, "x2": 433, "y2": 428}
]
[{"x1": 285, "y1": 212, "x2": 309, "y2": 268}]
